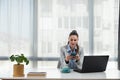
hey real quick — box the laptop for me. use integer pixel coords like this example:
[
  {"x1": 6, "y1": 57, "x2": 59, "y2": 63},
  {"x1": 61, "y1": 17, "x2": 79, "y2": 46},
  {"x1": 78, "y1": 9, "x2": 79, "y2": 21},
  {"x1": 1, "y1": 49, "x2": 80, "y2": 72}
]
[{"x1": 74, "y1": 55, "x2": 109, "y2": 73}]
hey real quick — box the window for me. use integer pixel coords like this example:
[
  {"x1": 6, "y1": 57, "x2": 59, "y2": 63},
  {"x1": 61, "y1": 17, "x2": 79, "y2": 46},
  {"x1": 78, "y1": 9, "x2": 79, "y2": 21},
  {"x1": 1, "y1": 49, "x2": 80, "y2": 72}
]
[
  {"x1": 94, "y1": 0, "x2": 119, "y2": 60},
  {"x1": 37, "y1": 0, "x2": 119, "y2": 67},
  {"x1": 0, "y1": 0, "x2": 119, "y2": 68}
]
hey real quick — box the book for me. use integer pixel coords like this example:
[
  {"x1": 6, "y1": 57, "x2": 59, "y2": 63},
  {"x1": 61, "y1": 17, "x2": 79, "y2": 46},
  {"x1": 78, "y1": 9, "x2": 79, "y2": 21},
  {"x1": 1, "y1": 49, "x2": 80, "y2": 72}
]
[{"x1": 27, "y1": 72, "x2": 47, "y2": 77}]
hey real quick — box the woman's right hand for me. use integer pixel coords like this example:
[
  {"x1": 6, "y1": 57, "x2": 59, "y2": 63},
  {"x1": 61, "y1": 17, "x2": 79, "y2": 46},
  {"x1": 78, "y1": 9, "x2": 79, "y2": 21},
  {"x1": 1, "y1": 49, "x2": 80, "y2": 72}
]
[{"x1": 65, "y1": 55, "x2": 73, "y2": 61}]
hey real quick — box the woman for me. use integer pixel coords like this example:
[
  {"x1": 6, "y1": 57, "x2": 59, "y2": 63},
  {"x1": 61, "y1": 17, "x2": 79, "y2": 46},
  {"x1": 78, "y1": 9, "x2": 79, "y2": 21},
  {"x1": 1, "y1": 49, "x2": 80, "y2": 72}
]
[{"x1": 57, "y1": 30, "x2": 84, "y2": 69}]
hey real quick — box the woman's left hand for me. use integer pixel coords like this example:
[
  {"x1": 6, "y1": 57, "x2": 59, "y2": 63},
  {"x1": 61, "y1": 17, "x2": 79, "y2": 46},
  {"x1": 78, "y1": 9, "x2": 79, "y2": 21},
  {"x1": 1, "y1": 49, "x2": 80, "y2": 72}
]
[{"x1": 74, "y1": 54, "x2": 80, "y2": 61}]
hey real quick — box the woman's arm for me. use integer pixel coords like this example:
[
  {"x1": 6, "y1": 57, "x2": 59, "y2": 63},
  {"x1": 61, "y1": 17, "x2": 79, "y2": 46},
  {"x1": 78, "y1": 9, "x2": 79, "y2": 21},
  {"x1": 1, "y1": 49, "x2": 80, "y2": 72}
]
[
  {"x1": 60, "y1": 47, "x2": 67, "y2": 68},
  {"x1": 76, "y1": 47, "x2": 84, "y2": 69}
]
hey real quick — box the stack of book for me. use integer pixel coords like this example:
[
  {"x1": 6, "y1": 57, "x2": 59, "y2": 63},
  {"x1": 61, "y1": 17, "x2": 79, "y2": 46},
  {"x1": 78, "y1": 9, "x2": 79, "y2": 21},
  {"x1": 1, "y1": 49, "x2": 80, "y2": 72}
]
[{"x1": 27, "y1": 72, "x2": 47, "y2": 77}]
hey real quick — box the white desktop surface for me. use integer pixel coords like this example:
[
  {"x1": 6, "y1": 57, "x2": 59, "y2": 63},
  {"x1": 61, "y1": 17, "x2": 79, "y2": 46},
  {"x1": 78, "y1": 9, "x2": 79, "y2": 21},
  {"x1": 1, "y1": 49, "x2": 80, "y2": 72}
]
[
  {"x1": 0, "y1": 62, "x2": 120, "y2": 80},
  {"x1": 0, "y1": 68, "x2": 120, "y2": 80}
]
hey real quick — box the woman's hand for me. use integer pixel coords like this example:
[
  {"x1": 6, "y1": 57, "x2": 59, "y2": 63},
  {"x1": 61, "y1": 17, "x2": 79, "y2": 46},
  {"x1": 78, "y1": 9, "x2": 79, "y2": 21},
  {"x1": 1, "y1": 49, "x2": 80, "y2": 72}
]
[
  {"x1": 65, "y1": 54, "x2": 80, "y2": 61},
  {"x1": 65, "y1": 55, "x2": 73, "y2": 61},
  {"x1": 73, "y1": 54, "x2": 80, "y2": 61}
]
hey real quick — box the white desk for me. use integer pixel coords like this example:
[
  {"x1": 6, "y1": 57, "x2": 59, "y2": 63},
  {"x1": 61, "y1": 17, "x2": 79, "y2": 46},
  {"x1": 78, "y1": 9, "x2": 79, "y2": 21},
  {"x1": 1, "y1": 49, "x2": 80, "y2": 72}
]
[{"x1": 0, "y1": 67, "x2": 120, "y2": 80}]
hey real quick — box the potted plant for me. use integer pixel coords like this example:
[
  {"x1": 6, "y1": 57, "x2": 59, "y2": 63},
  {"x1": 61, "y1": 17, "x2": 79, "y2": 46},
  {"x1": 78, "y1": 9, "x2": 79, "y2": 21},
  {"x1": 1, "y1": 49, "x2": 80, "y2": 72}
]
[{"x1": 10, "y1": 54, "x2": 29, "y2": 77}]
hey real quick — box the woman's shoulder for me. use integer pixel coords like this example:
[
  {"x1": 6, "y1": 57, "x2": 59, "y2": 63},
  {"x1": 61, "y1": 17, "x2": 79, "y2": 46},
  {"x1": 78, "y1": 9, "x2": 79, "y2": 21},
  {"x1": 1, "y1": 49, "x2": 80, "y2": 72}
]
[
  {"x1": 60, "y1": 45, "x2": 67, "y2": 50},
  {"x1": 79, "y1": 46, "x2": 84, "y2": 52},
  {"x1": 60, "y1": 45, "x2": 68, "y2": 54},
  {"x1": 79, "y1": 46, "x2": 83, "y2": 49}
]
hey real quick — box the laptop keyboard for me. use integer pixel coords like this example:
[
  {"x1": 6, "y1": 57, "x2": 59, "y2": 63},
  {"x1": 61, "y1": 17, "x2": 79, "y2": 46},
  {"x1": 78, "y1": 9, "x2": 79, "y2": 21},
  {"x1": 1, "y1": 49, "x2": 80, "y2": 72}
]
[{"x1": 73, "y1": 69, "x2": 82, "y2": 73}]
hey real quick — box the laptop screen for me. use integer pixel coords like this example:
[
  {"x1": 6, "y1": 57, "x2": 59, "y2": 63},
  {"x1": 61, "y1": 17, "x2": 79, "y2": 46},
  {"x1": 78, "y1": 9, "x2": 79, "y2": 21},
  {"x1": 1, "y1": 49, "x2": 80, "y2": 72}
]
[{"x1": 74, "y1": 55, "x2": 109, "y2": 73}]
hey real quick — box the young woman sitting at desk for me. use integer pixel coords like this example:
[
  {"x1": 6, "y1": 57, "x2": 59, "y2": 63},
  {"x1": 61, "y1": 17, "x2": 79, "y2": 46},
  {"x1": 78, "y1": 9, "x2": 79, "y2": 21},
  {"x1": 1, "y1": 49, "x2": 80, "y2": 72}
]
[{"x1": 57, "y1": 30, "x2": 84, "y2": 72}]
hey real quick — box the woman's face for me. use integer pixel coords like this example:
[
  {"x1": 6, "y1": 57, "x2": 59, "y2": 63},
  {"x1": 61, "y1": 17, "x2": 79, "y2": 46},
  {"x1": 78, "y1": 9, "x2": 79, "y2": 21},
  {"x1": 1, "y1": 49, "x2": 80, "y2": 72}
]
[{"x1": 68, "y1": 35, "x2": 78, "y2": 49}]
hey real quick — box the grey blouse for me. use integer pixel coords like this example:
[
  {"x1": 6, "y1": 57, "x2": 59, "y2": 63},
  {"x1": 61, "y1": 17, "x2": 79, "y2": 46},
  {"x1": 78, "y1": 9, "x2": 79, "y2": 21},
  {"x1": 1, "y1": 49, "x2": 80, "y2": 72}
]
[{"x1": 57, "y1": 45, "x2": 84, "y2": 69}]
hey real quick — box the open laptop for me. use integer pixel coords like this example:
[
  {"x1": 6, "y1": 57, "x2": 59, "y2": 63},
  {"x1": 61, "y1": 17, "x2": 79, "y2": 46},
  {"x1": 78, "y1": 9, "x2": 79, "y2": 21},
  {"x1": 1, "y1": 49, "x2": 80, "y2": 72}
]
[{"x1": 74, "y1": 55, "x2": 109, "y2": 73}]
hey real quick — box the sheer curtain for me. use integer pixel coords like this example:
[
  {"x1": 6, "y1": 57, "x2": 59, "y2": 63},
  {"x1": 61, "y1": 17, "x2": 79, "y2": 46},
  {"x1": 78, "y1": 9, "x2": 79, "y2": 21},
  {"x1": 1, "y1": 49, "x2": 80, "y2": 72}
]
[
  {"x1": 0, "y1": 0, "x2": 33, "y2": 68},
  {"x1": 37, "y1": 0, "x2": 119, "y2": 68}
]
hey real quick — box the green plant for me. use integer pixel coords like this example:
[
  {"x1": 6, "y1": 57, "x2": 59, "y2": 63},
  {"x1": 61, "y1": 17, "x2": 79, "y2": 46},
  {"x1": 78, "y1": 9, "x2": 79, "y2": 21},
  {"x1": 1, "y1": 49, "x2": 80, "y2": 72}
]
[{"x1": 10, "y1": 54, "x2": 29, "y2": 65}]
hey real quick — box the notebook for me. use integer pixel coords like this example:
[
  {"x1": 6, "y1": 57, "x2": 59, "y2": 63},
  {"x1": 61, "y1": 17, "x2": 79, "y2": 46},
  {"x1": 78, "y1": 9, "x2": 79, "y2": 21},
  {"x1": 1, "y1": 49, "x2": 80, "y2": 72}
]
[
  {"x1": 27, "y1": 72, "x2": 46, "y2": 77},
  {"x1": 74, "y1": 55, "x2": 109, "y2": 73}
]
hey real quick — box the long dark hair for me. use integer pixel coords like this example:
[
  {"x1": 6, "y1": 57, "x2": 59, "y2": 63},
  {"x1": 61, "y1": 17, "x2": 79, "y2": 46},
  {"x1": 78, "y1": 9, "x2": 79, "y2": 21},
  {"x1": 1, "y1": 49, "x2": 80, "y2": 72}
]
[{"x1": 68, "y1": 30, "x2": 79, "y2": 54}]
